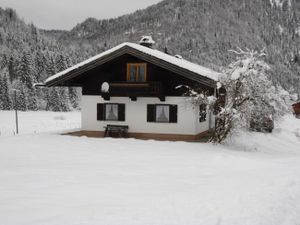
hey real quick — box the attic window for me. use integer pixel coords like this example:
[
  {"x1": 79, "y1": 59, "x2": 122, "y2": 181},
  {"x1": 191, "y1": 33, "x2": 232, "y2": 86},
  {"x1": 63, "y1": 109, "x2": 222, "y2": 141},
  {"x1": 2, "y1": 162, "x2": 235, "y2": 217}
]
[{"x1": 127, "y1": 63, "x2": 147, "y2": 82}]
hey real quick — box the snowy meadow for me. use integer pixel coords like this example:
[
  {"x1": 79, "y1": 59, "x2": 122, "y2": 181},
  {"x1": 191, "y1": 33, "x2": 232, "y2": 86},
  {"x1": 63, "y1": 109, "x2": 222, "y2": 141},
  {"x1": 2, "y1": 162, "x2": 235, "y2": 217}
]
[
  {"x1": 0, "y1": 111, "x2": 300, "y2": 225},
  {"x1": 0, "y1": 111, "x2": 80, "y2": 136}
]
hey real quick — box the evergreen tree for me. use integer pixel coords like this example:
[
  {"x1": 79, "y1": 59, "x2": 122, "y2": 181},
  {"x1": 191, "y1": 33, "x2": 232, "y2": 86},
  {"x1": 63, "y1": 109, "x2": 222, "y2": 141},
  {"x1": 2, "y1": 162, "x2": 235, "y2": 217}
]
[
  {"x1": 54, "y1": 54, "x2": 73, "y2": 111},
  {"x1": 0, "y1": 69, "x2": 12, "y2": 110},
  {"x1": 35, "y1": 51, "x2": 47, "y2": 81},
  {"x1": 56, "y1": 53, "x2": 80, "y2": 110},
  {"x1": 11, "y1": 79, "x2": 28, "y2": 111},
  {"x1": 30, "y1": 23, "x2": 39, "y2": 43},
  {"x1": 58, "y1": 88, "x2": 71, "y2": 112},
  {"x1": 46, "y1": 55, "x2": 58, "y2": 76},
  {"x1": 46, "y1": 88, "x2": 61, "y2": 112},
  {"x1": 56, "y1": 53, "x2": 68, "y2": 72},
  {"x1": 7, "y1": 55, "x2": 18, "y2": 82},
  {"x1": 17, "y1": 50, "x2": 39, "y2": 111},
  {"x1": 18, "y1": 50, "x2": 36, "y2": 89},
  {"x1": 15, "y1": 85, "x2": 28, "y2": 111},
  {"x1": 68, "y1": 87, "x2": 80, "y2": 109},
  {"x1": 27, "y1": 89, "x2": 38, "y2": 111}
]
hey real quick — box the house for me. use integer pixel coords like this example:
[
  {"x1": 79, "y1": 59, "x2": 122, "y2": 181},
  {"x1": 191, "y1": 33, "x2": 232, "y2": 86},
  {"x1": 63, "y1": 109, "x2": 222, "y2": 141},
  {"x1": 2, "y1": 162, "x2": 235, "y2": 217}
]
[
  {"x1": 292, "y1": 101, "x2": 300, "y2": 118},
  {"x1": 44, "y1": 37, "x2": 221, "y2": 141}
]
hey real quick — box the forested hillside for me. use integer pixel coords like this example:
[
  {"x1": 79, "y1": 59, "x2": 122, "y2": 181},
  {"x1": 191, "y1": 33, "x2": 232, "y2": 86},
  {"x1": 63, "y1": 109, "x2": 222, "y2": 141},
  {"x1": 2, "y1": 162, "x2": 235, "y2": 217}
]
[
  {"x1": 58, "y1": 0, "x2": 300, "y2": 94},
  {"x1": 0, "y1": 0, "x2": 300, "y2": 112},
  {"x1": 0, "y1": 8, "x2": 81, "y2": 111}
]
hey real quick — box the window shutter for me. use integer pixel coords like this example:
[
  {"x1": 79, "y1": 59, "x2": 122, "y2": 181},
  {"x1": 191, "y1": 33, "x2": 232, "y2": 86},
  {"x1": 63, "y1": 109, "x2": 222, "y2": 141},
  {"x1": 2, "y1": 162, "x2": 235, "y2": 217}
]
[
  {"x1": 147, "y1": 104, "x2": 155, "y2": 122},
  {"x1": 97, "y1": 104, "x2": 104, "y2": 121},
  {"x1": 118, "y1": 104, "x2": 126, "y2": 121},
  {"x1": 169, "y1": 105, "x2": 178, "y2": 123}
]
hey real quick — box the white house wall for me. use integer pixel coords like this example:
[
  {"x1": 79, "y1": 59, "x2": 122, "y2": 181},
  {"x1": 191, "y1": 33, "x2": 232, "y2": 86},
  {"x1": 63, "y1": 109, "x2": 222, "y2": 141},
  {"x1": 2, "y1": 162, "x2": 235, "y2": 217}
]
[{"x1": 81, "y1": 96, "x2": 211, "y2": 135}]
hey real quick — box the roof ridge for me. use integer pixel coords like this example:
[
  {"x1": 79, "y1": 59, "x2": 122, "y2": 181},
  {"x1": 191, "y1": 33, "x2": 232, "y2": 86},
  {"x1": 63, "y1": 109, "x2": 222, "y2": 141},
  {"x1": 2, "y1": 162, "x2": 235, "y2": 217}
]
[{"x1": 45, "y1": 42, "x2": 220, "y2": 85}]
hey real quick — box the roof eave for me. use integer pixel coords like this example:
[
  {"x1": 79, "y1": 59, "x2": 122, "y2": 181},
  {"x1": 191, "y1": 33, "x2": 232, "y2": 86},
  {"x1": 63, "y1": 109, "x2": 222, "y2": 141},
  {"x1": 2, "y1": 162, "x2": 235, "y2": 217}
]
[{"x1": 45, "y1": 44, "x2": 219, "y2": 88}]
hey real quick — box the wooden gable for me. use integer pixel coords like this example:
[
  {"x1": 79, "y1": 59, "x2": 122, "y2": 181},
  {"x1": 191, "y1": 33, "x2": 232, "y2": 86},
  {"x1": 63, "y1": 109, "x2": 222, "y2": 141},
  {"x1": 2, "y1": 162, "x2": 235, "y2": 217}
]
[
  {"x1": 45, "y1": 44, "x2": 218, "y2": 88},
  {"x1": 68, "y1": 54, "x2": 215, "y2": 97}
]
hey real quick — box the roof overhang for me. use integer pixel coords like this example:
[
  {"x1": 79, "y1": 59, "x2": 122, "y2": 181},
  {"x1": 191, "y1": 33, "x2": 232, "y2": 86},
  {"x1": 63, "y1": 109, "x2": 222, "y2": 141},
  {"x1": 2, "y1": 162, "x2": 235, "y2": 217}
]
[
  {"x1": 44, "y1": 43, "x2": 220, "y2": 88},
  {"x1": 292, "y1": 101, "x2": 300, "y2": 106}
]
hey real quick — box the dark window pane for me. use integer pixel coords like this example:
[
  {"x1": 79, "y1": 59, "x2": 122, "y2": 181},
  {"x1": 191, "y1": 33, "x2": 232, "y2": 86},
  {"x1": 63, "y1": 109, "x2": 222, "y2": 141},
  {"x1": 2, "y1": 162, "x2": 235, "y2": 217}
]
[
  {"x1": 138, "y1": 66, "x2": 146, "y2": 82},
  {"x1": 127, "y1": 64, "x2": 147, "y2": 82},
  {"x1": 130, "y1": 65, "x2": 136, "y2": 81}
]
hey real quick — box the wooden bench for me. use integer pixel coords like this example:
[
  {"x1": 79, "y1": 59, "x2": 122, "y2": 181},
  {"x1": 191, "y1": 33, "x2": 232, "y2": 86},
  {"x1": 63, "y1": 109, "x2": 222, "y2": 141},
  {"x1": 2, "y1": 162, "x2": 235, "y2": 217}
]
[{"x1": 104, "y1": 125, "x2": 129, "y2": 138}]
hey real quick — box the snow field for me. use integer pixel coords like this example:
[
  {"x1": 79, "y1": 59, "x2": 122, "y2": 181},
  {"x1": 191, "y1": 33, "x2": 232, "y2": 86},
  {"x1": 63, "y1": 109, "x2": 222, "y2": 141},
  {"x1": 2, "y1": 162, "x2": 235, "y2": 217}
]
[
  {"x1": 0, "y1": 111, "x2": 80, "y2": 136},
  {"x1": 0, "y1": 113, "x2": 300, "y2": 225}
]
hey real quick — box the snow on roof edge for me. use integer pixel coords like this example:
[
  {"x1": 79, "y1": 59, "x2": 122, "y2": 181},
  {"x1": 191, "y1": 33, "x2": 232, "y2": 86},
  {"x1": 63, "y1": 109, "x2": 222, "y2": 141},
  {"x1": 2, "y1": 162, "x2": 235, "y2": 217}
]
[
  {"x1": 45, "y1": 42, "x2": 220, "y2": 85},
  {"x1": 45, "y1": 43, "x2": 128, "y2": 84}
]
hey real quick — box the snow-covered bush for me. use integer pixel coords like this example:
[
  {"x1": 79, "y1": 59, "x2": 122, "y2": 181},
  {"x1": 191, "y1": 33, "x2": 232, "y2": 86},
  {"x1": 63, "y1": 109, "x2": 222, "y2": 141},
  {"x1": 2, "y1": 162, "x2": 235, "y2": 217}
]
[
  {"x1": 212, "y1": 49, "x2": 292, "y2": 143},
  {"x1": 184, "y1": 49, "x2": 293, "y2": 143}
]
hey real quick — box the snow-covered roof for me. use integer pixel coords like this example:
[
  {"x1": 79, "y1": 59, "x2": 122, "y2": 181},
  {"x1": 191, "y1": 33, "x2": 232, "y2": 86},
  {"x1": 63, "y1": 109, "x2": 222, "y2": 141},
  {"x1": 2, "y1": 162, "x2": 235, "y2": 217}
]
[
  {"x1": 45, "y1": 42, "x2": 220, "y2": 86},
  {"x1": 292, "y1": 100, "x2": 300, "y2": 106}
]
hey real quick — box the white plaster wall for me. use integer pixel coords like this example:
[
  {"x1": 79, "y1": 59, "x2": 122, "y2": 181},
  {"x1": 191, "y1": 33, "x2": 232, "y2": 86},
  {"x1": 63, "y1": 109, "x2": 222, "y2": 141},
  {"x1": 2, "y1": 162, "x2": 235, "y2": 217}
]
[{"x1": 81, "y1": 96, "x2": 211, "y2": 135}]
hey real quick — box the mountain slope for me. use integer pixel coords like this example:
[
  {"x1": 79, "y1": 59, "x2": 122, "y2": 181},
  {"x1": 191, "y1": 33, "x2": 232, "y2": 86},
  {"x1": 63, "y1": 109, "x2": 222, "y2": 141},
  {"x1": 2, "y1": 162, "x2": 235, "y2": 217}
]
[
  {"x1": 0, "y1": 7, "x2": 81, "y2": 111},
  {"x1": 0, "y1": 0, "x2": 299, "y2": 112},
  {"x1": 55, "y1": 0, "x2": 300, "y2": 94}
]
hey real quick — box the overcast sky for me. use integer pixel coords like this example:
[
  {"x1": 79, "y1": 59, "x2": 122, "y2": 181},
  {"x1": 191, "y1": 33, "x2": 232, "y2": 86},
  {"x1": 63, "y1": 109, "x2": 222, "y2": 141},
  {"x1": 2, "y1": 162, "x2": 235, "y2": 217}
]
[{"x1": 0, "y1": 0, "x2": 162, "y2": 30}]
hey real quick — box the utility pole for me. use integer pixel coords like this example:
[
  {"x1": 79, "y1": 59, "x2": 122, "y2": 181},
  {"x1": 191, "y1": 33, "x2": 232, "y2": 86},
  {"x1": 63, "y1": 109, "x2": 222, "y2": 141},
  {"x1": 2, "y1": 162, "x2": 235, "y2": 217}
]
[{"x1": 13, "y1": 89, "x2": 19, "y2": 135}]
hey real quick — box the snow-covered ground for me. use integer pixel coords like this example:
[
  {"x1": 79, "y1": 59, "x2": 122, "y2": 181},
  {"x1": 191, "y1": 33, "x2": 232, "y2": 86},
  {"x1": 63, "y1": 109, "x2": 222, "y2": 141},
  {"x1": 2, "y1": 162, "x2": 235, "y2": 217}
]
[
  {"x1": 0, "y1": 111, "x2": 300, "y2": 225},
  {"x1": 0, "y1": 111, "x2": 81, "y2": 136}
]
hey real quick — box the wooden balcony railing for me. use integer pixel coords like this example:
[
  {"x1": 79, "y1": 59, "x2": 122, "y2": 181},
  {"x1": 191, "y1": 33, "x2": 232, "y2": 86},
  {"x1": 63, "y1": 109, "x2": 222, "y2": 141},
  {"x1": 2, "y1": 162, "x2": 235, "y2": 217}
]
[{"x1": 101, "y1": 82, "x2": 164, "y2": 101}]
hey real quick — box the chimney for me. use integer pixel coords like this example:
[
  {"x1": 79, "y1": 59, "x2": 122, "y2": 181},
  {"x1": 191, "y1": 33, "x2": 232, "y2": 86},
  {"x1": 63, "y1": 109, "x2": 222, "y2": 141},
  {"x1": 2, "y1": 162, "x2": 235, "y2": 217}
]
[{"x1": 139, "y1": 36, "x2": 155, "y2": 48}]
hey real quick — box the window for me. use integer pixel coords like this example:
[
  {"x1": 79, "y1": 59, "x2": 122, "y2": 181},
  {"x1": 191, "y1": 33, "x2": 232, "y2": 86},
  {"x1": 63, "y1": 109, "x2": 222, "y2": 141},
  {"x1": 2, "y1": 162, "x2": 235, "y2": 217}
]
[
  {"x1": 147, "y1": 104, "x2": 177, "y2": 123},
  {"x1": 127, "y1": 63, "x2": 147, "y2": 82},
  {"x1": 156, "y1": 105, "x2": 170, "y2": 122},
  {"x1": 199, "y1": 104, "x2": 207, "y2": 123},
  {"x1": 97, "y1": 103, "x2": 125, "y2": 121},
  {"x1": 105, "y1": 104, "x2": 118, "y2": 121}
]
